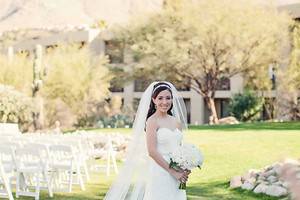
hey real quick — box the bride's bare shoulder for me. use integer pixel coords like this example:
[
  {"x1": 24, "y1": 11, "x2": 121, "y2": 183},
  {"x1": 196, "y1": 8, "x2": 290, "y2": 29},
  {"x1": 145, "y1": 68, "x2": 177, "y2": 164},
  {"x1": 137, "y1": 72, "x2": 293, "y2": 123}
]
[
  {"x1": 169, "y1": 115, "x2": 182, "y2": 130},
  {"x1": 146, "y1": 115, "x2": 157, "y2": 124},
  {"x1": 146, "y1": 116, "x2": 158, "y2": 131}
]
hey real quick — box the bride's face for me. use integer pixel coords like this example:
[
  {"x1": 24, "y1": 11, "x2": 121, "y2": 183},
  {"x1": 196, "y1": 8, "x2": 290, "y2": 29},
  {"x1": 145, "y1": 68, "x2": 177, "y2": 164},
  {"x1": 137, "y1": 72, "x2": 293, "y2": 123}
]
[{"x1": 153, "y1": 89, "x2": 172, "y2": 113}]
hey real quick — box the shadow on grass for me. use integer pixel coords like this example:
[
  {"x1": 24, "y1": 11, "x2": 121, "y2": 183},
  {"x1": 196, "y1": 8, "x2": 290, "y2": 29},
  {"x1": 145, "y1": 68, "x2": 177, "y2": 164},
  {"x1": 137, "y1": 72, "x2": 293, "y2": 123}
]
[
  {"x1": 187, "y1": 181, "x2": 280, "y2": 200},
  {"x1": 189, "y1": 121, "x2": 300, "y2": 131},
  {"x1": 18, "y1": 181, "x2": 283, "y2": 200},
  {"x1": 13, "y1": 182, "x2": 107, "y2": 200}
]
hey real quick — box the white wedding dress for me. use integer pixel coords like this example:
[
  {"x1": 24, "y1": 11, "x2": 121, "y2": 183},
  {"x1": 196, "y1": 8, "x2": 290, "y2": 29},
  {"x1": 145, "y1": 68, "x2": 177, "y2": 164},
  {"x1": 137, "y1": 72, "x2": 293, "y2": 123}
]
[
  {"x1": 104, "y1": 82, "x2": 188, "y2": 200},
  {"x1": 143, "y1": 128, "x2": 186, "y2": 200}
]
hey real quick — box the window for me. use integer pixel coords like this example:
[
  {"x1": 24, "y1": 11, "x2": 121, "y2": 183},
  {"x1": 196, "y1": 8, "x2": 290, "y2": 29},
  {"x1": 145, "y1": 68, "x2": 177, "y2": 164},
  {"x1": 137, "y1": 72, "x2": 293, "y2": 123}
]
[
  {"x1": 220, "y1": 99, "x2": 230, "y2": 118},
  {"x1": 109, "y1": 78, "x2": 124, "y2": 92},
  {"x1": 133, "y1": 98, "x2": 141, "y2": 112},
  {"x1": 216, "y1": 77, "x2": 230, "y2": 90},
  {"x1": 183, "y1": 98, "x2": 191, "y2": 123},
  {"x1": 134, "y1": 79, "x2": 152, "y2": 92},
  {"x1": 105, "y1": 40, "x2": 124, "y2": 63}
]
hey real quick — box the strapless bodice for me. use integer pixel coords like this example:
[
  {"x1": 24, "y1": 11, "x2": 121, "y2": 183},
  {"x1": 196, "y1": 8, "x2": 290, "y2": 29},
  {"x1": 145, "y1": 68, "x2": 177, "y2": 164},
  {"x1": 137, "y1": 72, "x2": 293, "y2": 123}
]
[{"x1": 156, "y1": 128, "x2": 183, "y2": 156}]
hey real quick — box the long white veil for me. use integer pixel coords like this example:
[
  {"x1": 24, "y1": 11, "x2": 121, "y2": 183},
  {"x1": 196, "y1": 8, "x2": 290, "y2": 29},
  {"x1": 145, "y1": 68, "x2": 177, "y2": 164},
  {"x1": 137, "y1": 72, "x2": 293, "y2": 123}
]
[{"x1": 104, "y1": 81, "x2": 187, "y2": 200}]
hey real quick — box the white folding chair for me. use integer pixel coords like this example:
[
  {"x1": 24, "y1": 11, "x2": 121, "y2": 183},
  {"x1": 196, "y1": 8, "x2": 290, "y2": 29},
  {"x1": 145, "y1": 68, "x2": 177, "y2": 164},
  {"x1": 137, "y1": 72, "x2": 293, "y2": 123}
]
[
  {"x1": 88, "y1": 135, "x2": 119, "y2": 176},
  {"x1": 49, "y1": 144, "x2": 85, "y2": 192},
  {"x1": 105, "y1": 136, "x2": 118, "y2": 176},
  {"x1": 15, "y1": 146, "x2": 53, "y2": 200},
  {"x1": 0, "y1": 145, "x2": 16, "y2": 190},
  {"x1": 0, "y1": 160, "x2": 14, "y2": 200},
  {"x1": 60, "y1": 138, "x2": 90, "y2": 182}
]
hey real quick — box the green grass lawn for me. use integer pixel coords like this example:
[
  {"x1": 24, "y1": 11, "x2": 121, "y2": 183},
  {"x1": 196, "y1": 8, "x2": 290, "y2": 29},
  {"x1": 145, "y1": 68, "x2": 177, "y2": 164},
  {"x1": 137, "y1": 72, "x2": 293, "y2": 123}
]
[{"x1": 16, "y1": 122, "x2": 300, "y2": 199}]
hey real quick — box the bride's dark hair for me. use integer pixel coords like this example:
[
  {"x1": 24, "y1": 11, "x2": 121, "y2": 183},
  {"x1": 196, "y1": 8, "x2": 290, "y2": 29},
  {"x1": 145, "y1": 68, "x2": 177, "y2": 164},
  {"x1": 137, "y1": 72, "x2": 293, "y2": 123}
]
[{"x1": 146, "y1": 82, "x2": 173, "y2": 120}]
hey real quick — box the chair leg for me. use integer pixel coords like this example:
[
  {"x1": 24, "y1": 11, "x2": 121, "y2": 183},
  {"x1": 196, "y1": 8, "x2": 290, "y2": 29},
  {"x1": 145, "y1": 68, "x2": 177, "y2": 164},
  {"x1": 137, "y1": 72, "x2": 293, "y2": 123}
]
[
  {"x1": 43, "y1": 171, "x2": 53, "y2": 197},
  {"x1": 2, "y1": 173, "x2": 14, "y2": 200},
  {"x1": 16, "y1": 172, "x2": 20, "y2": 198},
  {"x1": 106, "y1": 151, "x2": 111, "y2": 176},
  {"x1": 76, "y1": 163, "x2": 85, "y2": 191},
  {"x1": 6, "y1": 181, "x2": 14, "y2": 200},
  {"x1": 35, "y1": 174, "x2": 40, "y2": 200},
  {"x1": 83, "y1": 161, "x2": 90, "y2": 181},
  {"x1": 68, "y1": 165, "x2": 73, "y2": 193},
  {"x1": 111, "y1": 152, "x2": 118, "y2": 174}
]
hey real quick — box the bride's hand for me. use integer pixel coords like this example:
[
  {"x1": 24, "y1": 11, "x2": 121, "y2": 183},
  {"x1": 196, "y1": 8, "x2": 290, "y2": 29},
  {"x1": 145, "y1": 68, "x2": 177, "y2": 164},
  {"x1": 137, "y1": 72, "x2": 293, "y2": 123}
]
[
  {"x1": 177, "y1": 168, "x2": 191, "y2": 176},
  {"x1": 170, "y1": 169, "x2": 189, "y2": 183},
  {"x1": 184, "y1": 169, "x2": 191, "y2": 175}
]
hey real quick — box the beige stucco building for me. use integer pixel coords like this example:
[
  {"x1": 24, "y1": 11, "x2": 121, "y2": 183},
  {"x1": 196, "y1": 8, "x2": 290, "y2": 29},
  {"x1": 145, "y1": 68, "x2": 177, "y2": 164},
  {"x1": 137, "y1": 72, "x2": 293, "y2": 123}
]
[{"x1": 1, "y1": 0, "x2": 300, "y2": 124}]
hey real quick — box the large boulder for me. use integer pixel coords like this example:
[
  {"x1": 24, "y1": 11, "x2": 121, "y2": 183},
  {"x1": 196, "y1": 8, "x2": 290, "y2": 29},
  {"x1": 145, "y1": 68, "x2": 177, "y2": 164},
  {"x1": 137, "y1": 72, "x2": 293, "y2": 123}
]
[
  {"x1": 231, "y1": 158, "x2": 300, "y2": 198},
  {"x1": 218, "y1": 116, "x2": 239, "y2": 125},
  {"x1": 241, "y1": 181, "x2": 255, "y2": 190},
  {"x1": 253, "y1": 183, "x2": 268, "y2": 194},
  {"x1": 230, "y1": 176, "x2": 242, "y2": 188},
  {"x1": 265, "y1": 185, "x2": 288, "y2": 197}
]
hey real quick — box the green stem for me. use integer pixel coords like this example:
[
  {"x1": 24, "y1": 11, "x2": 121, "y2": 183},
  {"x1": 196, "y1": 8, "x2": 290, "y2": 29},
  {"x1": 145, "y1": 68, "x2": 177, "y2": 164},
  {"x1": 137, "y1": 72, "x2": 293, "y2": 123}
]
[{"x1": 179, "y1": 182, "x2": 186, "y2": 190}]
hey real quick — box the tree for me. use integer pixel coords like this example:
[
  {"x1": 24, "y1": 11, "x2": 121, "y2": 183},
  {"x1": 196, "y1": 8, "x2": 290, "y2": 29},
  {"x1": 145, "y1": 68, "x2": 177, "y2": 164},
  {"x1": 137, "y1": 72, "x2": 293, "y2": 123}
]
[
  {"x1": 0, "y1": 53, "x2": 33, "y2": 94},
  {"x1": 116, "y1": 0, "x2": 291, "y2": 124},
  {"x1": 42, "y1": 44, "x2": 112, "y2": 127},
  {"x1": 228, "y1": 91, "x2": 264, "y2": 122}
]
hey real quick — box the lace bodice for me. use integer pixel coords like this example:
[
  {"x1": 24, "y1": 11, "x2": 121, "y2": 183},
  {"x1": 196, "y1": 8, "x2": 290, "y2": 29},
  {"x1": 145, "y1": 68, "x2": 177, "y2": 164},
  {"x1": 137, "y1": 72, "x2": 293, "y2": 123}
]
[{"x1": 156, "y1": 128, "x2": 183, "y2": 156}]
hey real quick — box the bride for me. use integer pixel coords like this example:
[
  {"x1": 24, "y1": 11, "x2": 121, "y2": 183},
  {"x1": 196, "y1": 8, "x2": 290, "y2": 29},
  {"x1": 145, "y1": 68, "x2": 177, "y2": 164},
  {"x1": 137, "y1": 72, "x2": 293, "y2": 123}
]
[{"x1": 104, "y1": 81, "x2": 189, "y2": 200}]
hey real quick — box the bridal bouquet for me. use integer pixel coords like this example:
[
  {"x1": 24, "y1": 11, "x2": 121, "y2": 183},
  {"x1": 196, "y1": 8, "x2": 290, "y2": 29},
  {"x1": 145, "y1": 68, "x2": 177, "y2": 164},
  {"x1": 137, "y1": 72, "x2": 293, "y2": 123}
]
[{"x1": 169, "y1": 143, "x2": 204, "y2": 190}]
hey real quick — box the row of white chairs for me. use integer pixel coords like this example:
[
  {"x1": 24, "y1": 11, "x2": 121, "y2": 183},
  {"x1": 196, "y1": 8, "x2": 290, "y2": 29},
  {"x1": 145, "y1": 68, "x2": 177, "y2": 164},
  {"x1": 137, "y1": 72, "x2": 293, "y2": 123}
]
[{"x1": 0, "y1": 132, "x2": 120, "y2": 200}]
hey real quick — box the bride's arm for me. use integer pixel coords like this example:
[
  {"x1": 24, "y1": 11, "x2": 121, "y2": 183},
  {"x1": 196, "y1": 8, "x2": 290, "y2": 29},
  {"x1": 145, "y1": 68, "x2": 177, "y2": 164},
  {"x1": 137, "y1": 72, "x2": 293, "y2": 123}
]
[{"x1": 146, "y1": 119, "x2": 188, "y2": 182}]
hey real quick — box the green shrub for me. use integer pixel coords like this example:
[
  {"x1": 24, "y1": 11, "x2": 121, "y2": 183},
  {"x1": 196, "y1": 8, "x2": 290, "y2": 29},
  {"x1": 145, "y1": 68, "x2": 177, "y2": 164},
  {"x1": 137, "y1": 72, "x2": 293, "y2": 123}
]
[
  {"x1": 228, "y1": 91, "x2": 264, "y2": 122},
  {"x1": 97, "y1": 114, "x2": 133, "y2": 128},
  {"x1": 0, "y1": 85, "x2": 35, "y2": 131},
  {"x1": 42, "y1": 44, "x2": 112, "y2": 128},
  {"x1": 0, "y1": 53, "x2": 33, "y2": 95}
]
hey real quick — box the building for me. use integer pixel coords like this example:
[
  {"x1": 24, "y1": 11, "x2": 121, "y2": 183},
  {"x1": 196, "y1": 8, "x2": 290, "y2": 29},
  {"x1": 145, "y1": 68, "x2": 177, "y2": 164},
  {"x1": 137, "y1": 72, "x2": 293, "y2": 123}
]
[{"x1": 0, "y1": 0, "x2": 300, "y2": 124}]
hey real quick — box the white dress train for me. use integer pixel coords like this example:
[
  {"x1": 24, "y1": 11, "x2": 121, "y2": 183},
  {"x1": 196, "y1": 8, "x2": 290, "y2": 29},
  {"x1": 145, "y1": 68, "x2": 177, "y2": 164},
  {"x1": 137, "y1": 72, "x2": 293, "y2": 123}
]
[{"x1": 143, "y1": 128, "x2": 186, "y2": 200}]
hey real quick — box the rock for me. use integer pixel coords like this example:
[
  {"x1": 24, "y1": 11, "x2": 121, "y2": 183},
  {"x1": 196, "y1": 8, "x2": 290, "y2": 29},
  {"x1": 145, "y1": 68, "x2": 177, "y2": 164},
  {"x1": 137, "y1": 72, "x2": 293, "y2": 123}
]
[
  {"x1": 248, "y1": 169, "x2": 260, "y2": 178},
  {"x1": 273, "y1": 163, "x2": 283, "y2": 175},
  {"x1": 264, "y1": 165, "x2": 273, "y2": 171},
  {"x1": 283, "y1": 158, "x2": 300, "y2": 166},
  {"x1": 257, "y1": 175, "x2": 266, "y2": 181},
  {"x1": 241, "y1": 182, "x2": 255, "y2": 190},
  {"x1": 256, "y1": 179, "x2": 268, "y2": 185},
  {"x1": 265, "y1": 185, "x2": 288, "y2": 197},
  {"x1": 282, "y1": 182, "x2": 289, "y2": 188},
  {"x1": 230, "y1": 176, "x2": 242, "y2": 188},
  {"x1": 262, "y1": 169, "x2": 275, "y2": 177},
  {"x1": 231, "y1": 159, "x2": 299, "y2": 198},
  {"x1": 245, "y1": 177, "x2": 257, "y2": 184},
  {"x1": 267, "y1": 175, "x2": 278, "y2": 183},
  {"x1": 253, "y1": 183, "x2": 268, "y2": 194},
  {"x1": 242, "y1": 172, "x2": 251, "y2": 181},
  {"x1": 218, "y1": 116, "x2": 239, "y2": 125},
  {"x1": 273, "y1": 181, "x2": 284, "y2": 187}
]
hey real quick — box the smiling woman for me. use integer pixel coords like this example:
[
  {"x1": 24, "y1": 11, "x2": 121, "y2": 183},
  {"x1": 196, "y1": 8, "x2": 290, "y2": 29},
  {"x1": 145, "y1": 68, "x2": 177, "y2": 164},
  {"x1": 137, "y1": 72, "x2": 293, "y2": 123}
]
[
  {"x1": 147, "y1": 83, "x2": 174, "y2": 120},
  {"x1": 143, "y1": 82, "x2": 189, "y2": 200},
  {"x1": 104, "y1": 81, "x2": 188, "y2": 200}
]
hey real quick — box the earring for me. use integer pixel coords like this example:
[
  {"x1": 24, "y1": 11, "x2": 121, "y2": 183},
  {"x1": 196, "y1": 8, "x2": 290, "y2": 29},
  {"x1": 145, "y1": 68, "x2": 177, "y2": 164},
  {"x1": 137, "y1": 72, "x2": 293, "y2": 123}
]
[{"x1": 154, "y1": 104, "x2": 157, "y2": 109}]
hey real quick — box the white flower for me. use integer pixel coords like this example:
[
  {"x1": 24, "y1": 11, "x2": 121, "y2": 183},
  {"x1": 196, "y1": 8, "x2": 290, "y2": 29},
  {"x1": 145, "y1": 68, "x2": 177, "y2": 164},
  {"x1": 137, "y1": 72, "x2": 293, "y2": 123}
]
[{"x1": 169, "y1": 143, "x2": 204, "y2": 171}]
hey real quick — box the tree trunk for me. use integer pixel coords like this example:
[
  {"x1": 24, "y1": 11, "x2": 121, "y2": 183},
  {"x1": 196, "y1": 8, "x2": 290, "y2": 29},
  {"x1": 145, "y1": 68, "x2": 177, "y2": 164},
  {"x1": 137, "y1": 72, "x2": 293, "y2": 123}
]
[
  {"x1": 32, "y1": 44, "x2": 44, "y2": 131},
  {"x1": 32, "y1": 95, "x2": 44, "y2": 130},
  {"x1": 205, "y1": 96, "x2": 219, "y2": 125}
]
